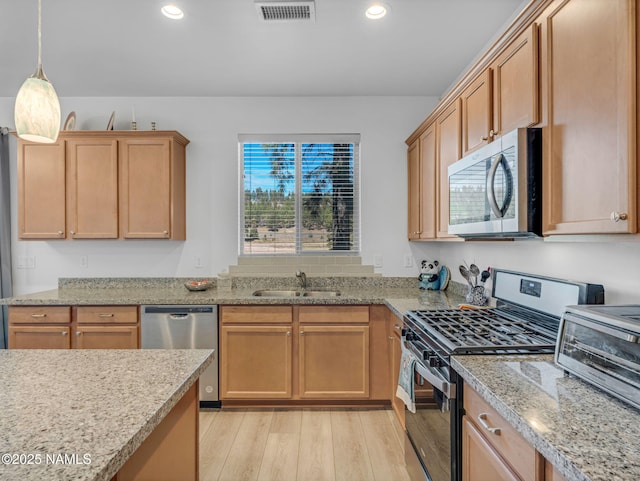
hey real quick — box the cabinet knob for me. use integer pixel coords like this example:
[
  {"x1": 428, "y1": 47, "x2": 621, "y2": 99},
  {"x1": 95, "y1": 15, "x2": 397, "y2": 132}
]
[
  {"x1": 300, "y1": 331, "x2": 305, "y2": 336},
  {"x1": 489, "y1": 129, "x2": 498, "y2": 138},
  {"x1": 61, "y1": 331, "x2": 68, "y2": 336},
  {"x1": 287, "y1": 331, "x2": 291, "y2": 336},
  {"x1": 394, "y1": 324, "x2": 402, "y2": 330},
  {"x1": 481, "y1": 136, "x2": 488, "y2": 141},
  {"x1": 76, "y1": 331, "x2": 82, "y2": 336},
  {"x1": 163, "y1": 230, "x2": 169, "y2": 236},
  {"x1": 388, "y1": 336, "x2": 394, "y2": 340},
  {"x1": 70, "y1": 231, "x2": 75, "y2": 236},
  {"x1": 57, "y1": 230, "x2": 64, "y2": 237},
  {"x1": 610, "y1": 211, "x2": 628, "y2": 222}
]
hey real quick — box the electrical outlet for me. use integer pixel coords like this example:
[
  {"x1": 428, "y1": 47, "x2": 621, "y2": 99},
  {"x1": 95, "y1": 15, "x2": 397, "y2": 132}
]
[
  {"x1": 17, "y1": 256, "x2": 35, "y2": 269},
  {"x1": 403, "y1": 254, "x2": 413, "y2": 268},
  {"x1": 80, "y1": 255, "x2": 89, "y2": 268},
  {"x1": 373, "y1": 254, "x2": 383, "y2": 268},
  {"x1": 194, "y1": 256, "x2": 204, "y2": 268}
]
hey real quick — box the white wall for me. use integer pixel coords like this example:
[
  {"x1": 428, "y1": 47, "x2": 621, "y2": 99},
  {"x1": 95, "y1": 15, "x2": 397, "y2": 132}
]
[
  {"x1": 0, "y1": 96, "x2": 438, "y2": 294},
  {"x1": 2, "y1": 96, "x2": 639, "y2": 304}
]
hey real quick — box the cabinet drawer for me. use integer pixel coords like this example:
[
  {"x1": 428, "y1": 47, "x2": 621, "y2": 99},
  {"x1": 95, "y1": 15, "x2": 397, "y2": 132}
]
[
  {"x1": 298, "y1": 306, "x2": 369, "y2": 324},
  {"x1": 464, "y1": 383, "x2": 538, "y2": 481},
  {"x1": 9, "y1": 306, "x2": 71, "y2": 324},
  {"x1": 76, "y1": 305, "x2": 138, "y2": 324},
  {"x1": 220, "y1": 306, "x2": 292, "y2": 324}
]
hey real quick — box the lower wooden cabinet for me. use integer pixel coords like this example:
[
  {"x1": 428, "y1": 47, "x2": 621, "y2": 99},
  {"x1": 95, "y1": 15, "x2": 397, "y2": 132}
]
[
  {"x1": 8, "y1": 305, "x2": 139, "y2": 350},
  {"x1": 462, "y1": 416, "x2": 521, "y2": 481},
  {"x1": 220, "y1": 324, "x2": 293, "y2": 399},
  {"x1": 220, "y1": 305, "x2": 375, "y2": 402},
  {"x1": 8, "y1": 325, "x2": 72, "y2": 349},
  {"x1": 463, "y1": 383, "x2": 543, "y2": 481},
  {"x1": 298, "y1": 324, "x2": 369, "y2": 398},
  {"x1": 389, "y1": 312, "x2": 405, "y2": 427}
]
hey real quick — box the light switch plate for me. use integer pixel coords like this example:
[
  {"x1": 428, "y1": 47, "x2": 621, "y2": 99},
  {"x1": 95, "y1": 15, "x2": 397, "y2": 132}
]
[{"x1": 373, "y1": 254, "x2": 383, "y2": 268}]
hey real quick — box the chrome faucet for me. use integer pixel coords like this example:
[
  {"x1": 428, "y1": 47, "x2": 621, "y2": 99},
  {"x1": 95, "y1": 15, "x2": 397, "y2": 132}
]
[{"x1": 295, "y1": 271, "x2": 307, "y2": 289}]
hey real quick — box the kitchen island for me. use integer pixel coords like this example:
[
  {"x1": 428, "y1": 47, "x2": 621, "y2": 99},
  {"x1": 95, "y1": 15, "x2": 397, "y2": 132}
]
[{"x1": 0, "y1": 348, "x2": 214, "y2": 481}]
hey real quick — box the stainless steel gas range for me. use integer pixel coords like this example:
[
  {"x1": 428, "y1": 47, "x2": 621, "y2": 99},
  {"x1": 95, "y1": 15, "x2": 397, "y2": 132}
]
[{"x1": 402, "y1": 269, "x2": 604, "y2": 481}]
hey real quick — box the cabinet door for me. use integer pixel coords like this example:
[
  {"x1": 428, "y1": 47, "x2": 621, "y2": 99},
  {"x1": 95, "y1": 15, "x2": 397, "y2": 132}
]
[
  {"x1": 220, "y1": 325, "x2": 292, "y2": 399},
  {"x1": 492, "y1": 23, "x2": 539, "y2": 137},
  {"x1": 541, "y1": 0, "x2": 636, "y2": 234},
  {"x1": 408, "y1": 139, "x2": 421, "y2": 240},
  {"x1": 389, "y1": 317, "x2": 405, "y2": 428},
  {"x1": 461, "y1": 70, "x2": 493, "y2": 156},
  {"x1": 369, "y1": 306, "x2": 391, "y2": 400},
  {"x1": 74, "y1": 325, "x2": 139, "y2": 349},
  {"x1": 66, "y1": 139, "x2": 119, "y2": 238},
  {"x1": 8, "y1": 326, "x2": 71, "y2": 349},
  {"x1": 17, "y1": 141, "x2": 66, "y2": 239},
  {"x1": 436, "y1": 99, "x2": 462, "y2": 239},
  {"x1": 298, "y1": 324, "x2": 369, "y2": 399},
  {"x1": 462, "y1": 416, "x2": 520, "y2": 481},
  {"x1": 119, "y1": 139, "x2": 173, "y2": 238}
]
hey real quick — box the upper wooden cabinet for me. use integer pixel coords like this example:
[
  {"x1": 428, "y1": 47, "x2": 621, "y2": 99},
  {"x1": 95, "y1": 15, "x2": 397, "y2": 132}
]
[
  {"x1": 540, "y1": 0, "x2": 637, "y2": 234},
  {"x1": 461, "y1": 24, "x2": 539, "y2": 157},
  {"x1": 408, "y1": 124, "x2": 437, "y2": 240},
  {"x1": 436, "y1": 99, "x2": 462, "y2": 239},
  {"x1": 17, "y1": 131, "x2": 189, "y2": 240},
  {"x1": 66, "y1": 139, "x2": 119, "y2": 239},
  {"x1": 119, "y1": 137, "x2": 186, "y2": 239},
  {"x1": 491, "y1": 23, "x2": 539, "y2": 138},
  {"x1": 18, "y1": 141, "x2": 66, "y2": 239},
  {"x1": 461, "y1": 70, "x2": 493, "y2": 156}
]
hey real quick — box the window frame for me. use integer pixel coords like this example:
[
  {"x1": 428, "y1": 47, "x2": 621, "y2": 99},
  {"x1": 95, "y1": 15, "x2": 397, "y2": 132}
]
[{"x1": 238, "y1": 133, "x2": 361, "y2": 256}]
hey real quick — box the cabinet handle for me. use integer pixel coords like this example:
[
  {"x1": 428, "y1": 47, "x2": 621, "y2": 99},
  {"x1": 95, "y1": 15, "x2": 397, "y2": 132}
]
[
  {"x1": 388, "y1": 336, "x2": 394, "y2": 340},
  {"x1": 489, "y1": 129, "x2": 499, "y2": 138},
  {"x1": 477, "y1": 413, "x2": 501, "y2": 435},
  {"x1": 61, "y1": 331, "x2": 68, "y2": 336},
  {"x1": 610, "y1": 212, "x2": 628, "y2": 222},
  {"x1": 57, "y1": 230, "x2": 64, "y2": 237},
  {"x1": 76, "y1": 331, "x2": 82, "y2": 336},
  {"x1": 98, "y1": 313, "x2": 114, "y2": 318},
  {"x1": 394, "y1": 324, "x2": 402, "y2": 330},
  {"x1": 480, "y1": 136, "x2": 488, "y2": 141},
  {"x1": 31, "y1": 314, "x2": 47, "y2": 318}
]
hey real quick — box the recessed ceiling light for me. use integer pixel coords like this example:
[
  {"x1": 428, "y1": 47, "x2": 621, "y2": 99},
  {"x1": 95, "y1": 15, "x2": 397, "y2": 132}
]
[
  {"x1": 161, "y1": 4, "x2": 184, "y2": 20},
  {"x1": 365, "y1": 3, "x2": 388, "y2": 20}
]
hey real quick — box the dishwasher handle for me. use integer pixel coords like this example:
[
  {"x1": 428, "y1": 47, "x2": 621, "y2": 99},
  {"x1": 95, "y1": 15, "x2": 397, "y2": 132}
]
[{"x1": 169, "y1": 313, "x2": 190, "y2": 320}]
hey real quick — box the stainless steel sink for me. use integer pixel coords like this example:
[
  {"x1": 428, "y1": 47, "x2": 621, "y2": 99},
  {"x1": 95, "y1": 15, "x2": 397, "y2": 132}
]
[
  {"x1": 301, "y1": 289, "x2": 341, "y2": 297},
  {"x1": 252, "y1": 289, "x2": 301, "y2": 297},
  {"x1": 252, "y1": 289, "x2": 341, "y2": 297}
]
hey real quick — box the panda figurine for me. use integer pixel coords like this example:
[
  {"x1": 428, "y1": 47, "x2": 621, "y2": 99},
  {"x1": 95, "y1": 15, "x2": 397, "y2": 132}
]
[{"x1": 418, "y1": 260, "x2": 450, "y2": 291}]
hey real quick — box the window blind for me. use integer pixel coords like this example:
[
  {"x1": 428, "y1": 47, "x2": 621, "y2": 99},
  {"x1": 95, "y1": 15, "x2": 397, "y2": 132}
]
[{"x1": 240, "y1": 134, "x2": 360, "y2": 255}]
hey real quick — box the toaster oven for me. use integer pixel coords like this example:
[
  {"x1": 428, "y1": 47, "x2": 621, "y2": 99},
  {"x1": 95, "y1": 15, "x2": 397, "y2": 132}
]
[{"x1": 555, "y1": 305, "x2": 640, "y2": 410}]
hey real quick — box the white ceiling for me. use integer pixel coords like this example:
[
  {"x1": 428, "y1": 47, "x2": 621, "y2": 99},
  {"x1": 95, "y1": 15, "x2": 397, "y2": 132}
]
[{"x1": 1, "y1": 0, "x2": 526, "y2": 98}]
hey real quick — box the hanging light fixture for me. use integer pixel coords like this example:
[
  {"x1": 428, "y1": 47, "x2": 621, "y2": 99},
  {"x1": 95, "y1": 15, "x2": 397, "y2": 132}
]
[{"x1": 14, "y1": 0, "x2": 61, "y2": 144}]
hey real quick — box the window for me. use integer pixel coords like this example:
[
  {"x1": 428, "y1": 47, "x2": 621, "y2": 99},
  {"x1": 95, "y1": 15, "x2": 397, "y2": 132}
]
[{"x1": 240, "y1": 134, "x2": 360, "y2": 255}]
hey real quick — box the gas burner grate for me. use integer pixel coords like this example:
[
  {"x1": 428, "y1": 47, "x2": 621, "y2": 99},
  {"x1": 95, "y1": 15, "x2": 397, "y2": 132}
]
[{"x1": 405, "y1": 308, "x2": 558, "y2": 355}]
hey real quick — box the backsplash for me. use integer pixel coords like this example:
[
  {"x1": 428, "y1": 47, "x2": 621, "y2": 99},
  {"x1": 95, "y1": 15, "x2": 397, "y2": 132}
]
[{"x1": 227, "y1": 256, "x2": 379, "y2": 277}]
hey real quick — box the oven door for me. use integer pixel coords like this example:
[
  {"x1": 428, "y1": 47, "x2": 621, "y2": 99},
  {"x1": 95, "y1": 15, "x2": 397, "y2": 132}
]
[{"x1": 405, "y1": 358, "x2": 457, "y2": 481}]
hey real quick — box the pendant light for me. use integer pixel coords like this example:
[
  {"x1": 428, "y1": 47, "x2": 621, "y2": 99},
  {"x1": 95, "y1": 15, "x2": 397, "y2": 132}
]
[{"x1": 14, "y1": 0, "x2": 61, "y2": 144}]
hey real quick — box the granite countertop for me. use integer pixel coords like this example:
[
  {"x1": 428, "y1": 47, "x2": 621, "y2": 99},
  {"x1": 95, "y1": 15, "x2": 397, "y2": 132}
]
[
  {"x1": 0, "y1": 349, "x2": 214, "y2": 481},
  {"x1": 452, "y1": 354, "x2": 640, "y2": 481},
  {"x1": 0, "y1": 277, "x2": 469, "y2": 315}
]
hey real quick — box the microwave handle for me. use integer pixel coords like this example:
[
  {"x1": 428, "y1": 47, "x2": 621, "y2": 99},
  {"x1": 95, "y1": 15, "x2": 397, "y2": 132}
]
[{"x1": 486, "y1": 153, "x2": 513, "y2": 218}]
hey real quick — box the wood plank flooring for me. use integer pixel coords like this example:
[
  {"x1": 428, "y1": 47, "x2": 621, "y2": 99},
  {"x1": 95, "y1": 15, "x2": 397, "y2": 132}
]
[{"x1": 199, "y1": 409, "x2": 411, "y2": 481}]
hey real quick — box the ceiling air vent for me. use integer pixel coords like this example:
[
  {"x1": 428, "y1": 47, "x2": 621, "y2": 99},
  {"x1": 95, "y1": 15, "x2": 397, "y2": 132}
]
[{"x1": 255, "y1": 1, "x2": 316, "y2": 23}]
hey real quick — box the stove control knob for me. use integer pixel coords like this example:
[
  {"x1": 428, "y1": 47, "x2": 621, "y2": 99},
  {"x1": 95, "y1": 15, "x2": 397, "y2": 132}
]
[{"x1": 428, "y1": 355, "x2": 442, "y2": 368}]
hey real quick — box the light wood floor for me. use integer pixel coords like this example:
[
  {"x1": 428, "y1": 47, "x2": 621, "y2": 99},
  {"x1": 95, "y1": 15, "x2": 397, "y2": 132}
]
[{"x1": 199, "y1": 408, "x2": 411, "y2": 481}]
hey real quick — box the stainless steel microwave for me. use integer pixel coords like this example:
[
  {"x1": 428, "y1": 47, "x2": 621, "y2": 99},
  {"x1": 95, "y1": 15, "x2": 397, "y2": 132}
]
[{"x1": 448, "y1": 128, "x2": 542, "y2": 238}]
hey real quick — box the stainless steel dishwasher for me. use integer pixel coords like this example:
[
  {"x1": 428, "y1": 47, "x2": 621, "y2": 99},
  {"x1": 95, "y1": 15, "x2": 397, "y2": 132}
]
[{"x1": 141, "y1": 305, "x2": 219, "y2": 408}]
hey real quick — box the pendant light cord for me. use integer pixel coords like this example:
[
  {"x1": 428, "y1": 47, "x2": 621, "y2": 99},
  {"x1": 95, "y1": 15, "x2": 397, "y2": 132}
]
[{"x1": 37, "y1": 0, "x2": 42, "y2": 69}]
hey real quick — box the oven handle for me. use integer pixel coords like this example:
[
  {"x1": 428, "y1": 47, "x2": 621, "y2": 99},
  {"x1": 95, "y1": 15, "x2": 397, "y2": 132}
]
[{"x1": 414, "y1": 360, "x2": 457, "y2": 400}]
